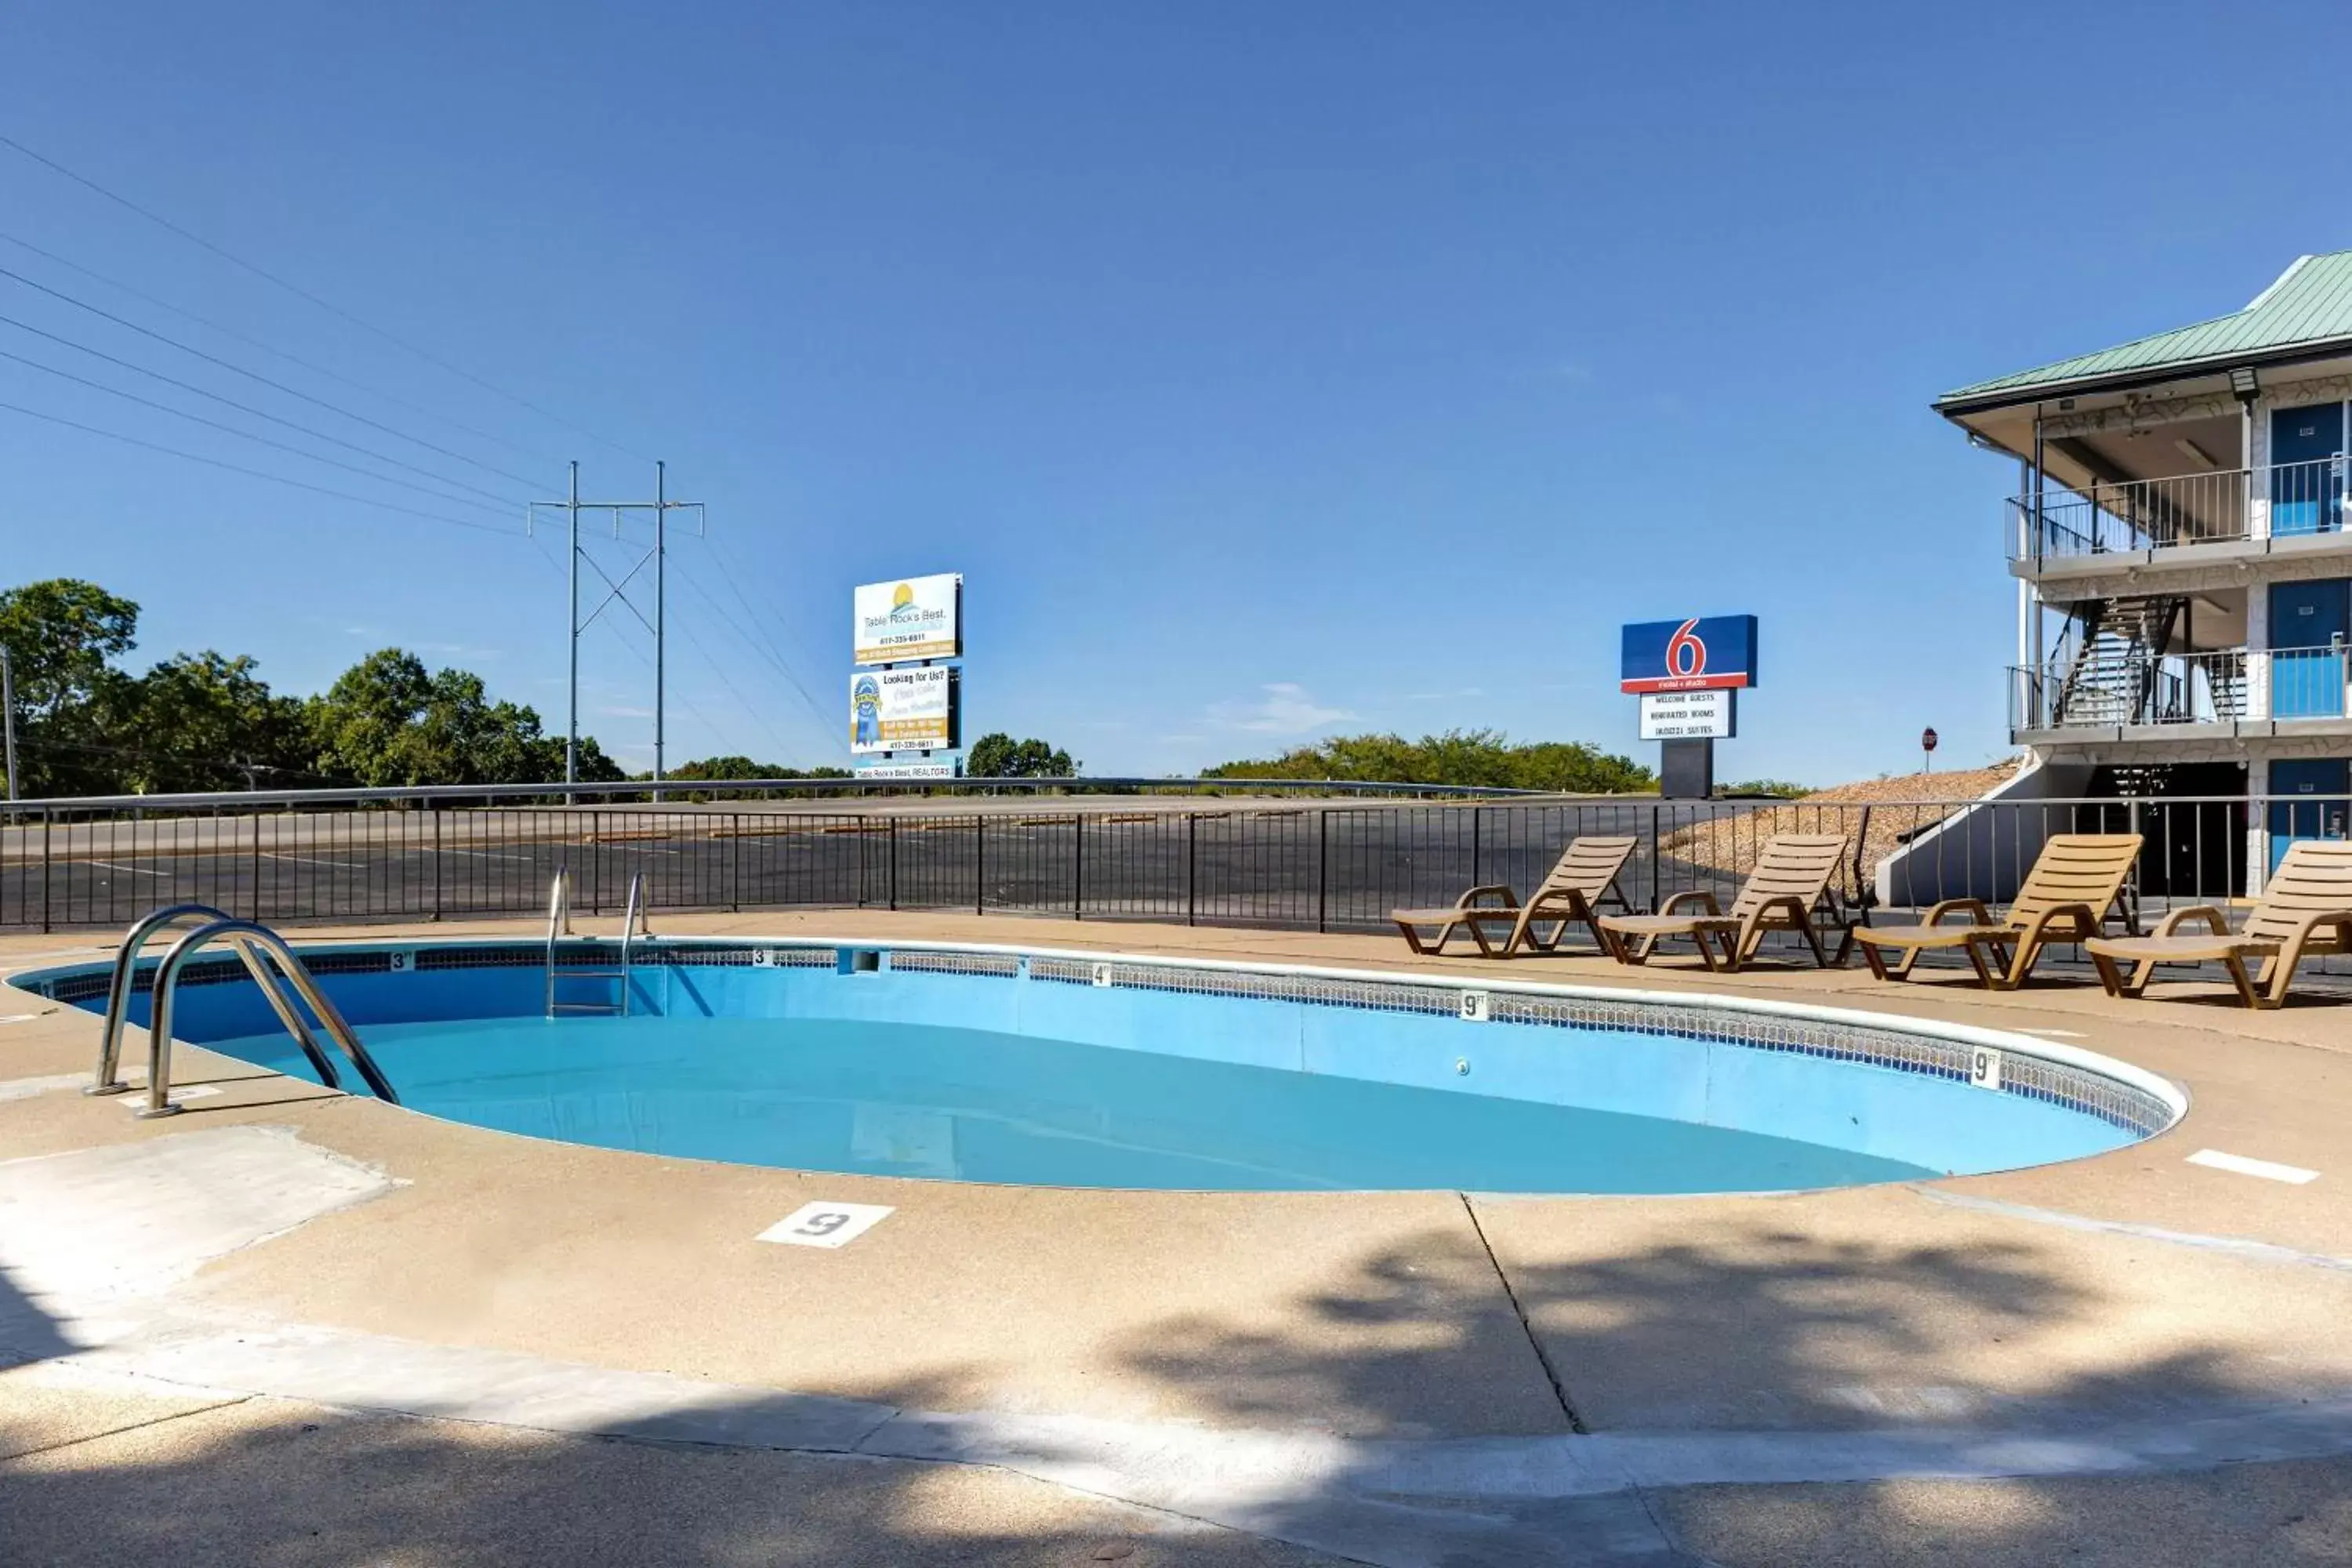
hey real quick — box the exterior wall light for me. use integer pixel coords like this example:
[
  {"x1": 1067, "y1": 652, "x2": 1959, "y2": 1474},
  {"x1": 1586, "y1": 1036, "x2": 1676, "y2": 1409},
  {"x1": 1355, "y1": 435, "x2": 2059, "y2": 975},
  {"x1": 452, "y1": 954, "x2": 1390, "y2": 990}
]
[{"x1": 2230, "y1": 366, "x2": 2261, "y2": 405}]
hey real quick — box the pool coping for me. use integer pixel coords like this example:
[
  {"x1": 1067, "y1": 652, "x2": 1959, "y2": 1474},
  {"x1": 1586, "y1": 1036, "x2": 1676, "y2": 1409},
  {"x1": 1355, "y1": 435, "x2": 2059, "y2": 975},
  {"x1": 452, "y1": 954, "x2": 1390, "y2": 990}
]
[{"x1": 14, "y1": 931, "x2": 2188, "y2": 1155}]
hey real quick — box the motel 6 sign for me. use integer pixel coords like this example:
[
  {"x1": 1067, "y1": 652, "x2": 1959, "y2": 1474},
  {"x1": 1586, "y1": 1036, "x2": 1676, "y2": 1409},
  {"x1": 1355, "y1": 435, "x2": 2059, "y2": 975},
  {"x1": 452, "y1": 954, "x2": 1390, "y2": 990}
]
[{"x1": 1620, "y1": 615, "x2": 1759, "y2": 694}]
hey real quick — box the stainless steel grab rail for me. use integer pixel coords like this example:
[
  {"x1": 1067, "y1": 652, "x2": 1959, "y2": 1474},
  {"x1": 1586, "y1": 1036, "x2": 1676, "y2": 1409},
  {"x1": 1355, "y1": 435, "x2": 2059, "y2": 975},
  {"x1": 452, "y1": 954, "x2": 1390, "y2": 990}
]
[
  {"x1": 139, "y1": 919, "x2": 399, "y2": 1119},
  {"x1": 92, "y1": 903, "x2": 233, "y2": 1096},
  {"x1": 543, "y1": 868, "x2": 645, "y2": 1018}
]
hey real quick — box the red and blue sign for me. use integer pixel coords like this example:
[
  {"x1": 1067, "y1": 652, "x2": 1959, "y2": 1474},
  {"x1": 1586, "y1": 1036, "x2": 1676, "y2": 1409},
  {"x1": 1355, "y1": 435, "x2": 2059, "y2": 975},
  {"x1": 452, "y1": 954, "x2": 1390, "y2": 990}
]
[{"x1": 1620, "y1": 615, "x2": 1759, "y2": 693}]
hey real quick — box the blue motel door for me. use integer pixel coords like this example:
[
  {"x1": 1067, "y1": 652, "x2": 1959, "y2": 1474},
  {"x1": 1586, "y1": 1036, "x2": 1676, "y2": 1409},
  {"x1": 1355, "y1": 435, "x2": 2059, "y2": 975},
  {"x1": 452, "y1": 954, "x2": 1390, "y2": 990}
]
[
  {"x1": 2269, "y1": 758, "x2": 2351, "y2": 872},
  {"x1": 2270, "y1": 402, "x2": 2347, "y2": 535},
  {"x1": 2270, "y1": 580, "x2": 2350, "y2": 718}
]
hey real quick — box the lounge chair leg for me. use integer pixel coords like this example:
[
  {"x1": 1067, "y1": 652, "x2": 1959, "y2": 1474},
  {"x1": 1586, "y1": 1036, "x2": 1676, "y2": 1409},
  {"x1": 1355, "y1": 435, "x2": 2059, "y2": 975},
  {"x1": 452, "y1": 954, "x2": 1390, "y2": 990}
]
[
  {"x1": 1799, "y1": 920, "x2": 1829, "y2": 968},
  {"x1": 2090, "y1": 950, "x2": 2129, "y2": 999},
  {"x1": 2220, "y1": 951, "x2": 2264, "y2": 1008},
  {"x1": 1859, "y1": 940, "x2": 1891, "y2": 981},
  {"x1": 1963, "y1": 941, "x2": 1998, "y2": 989}
]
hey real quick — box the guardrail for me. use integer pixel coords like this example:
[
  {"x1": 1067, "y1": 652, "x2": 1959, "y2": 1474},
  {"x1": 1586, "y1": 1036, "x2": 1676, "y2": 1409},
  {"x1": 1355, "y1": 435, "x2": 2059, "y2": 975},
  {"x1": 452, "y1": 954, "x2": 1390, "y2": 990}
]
[
  {"x1": 2008, "y1": 456, "x2": 2347, "y2": 560},
  {"x1": 7, "y1": 787, "x2": 2352, "y2": 987}
]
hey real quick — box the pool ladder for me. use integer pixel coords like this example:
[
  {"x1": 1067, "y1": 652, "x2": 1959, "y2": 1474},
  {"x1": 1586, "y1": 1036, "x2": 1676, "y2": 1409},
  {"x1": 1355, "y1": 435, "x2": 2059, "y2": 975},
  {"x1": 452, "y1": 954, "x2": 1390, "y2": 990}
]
[
  {"x1": 544, "y1": 869, "x2": 650, "y2": 1018},
  {"x1": 93, "y1": 903, "x2": 400, "y2": 1118}
]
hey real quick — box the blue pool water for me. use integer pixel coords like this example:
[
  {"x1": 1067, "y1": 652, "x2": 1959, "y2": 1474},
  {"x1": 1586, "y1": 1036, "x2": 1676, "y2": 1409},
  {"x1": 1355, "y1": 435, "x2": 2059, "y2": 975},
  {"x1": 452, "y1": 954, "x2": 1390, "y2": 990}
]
[
  {"x1": 37, "y1": 941, "x2": 2162, "y2": 1193},
  {"x1": 205, "y1": 1014, "x2": 1942, "y2": 1192}
]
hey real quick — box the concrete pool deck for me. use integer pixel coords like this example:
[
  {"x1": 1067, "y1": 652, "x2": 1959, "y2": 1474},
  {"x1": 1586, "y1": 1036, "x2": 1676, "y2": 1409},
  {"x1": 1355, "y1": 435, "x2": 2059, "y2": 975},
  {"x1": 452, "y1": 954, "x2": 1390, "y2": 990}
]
[{"x1": 2, "y1": 912, "x2": 2350, "y2": 1566}]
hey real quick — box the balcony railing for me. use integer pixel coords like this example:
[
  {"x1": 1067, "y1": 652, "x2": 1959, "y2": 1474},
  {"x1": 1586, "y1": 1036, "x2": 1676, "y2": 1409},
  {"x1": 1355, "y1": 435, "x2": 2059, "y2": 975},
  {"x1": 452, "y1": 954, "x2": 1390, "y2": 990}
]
[
  {"x1": 2013, "y1": 644, "x2": 2351, "y2": 731},
  {"x1": 2010, "y1": 456, "x2": 2347, "y2": 561}
]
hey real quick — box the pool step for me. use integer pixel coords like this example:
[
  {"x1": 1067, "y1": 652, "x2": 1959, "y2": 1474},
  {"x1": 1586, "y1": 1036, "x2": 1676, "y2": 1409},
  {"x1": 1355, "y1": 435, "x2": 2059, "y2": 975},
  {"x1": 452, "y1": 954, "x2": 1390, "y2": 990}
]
[{"x1": 548, "y1": 967, "x2": 628, "y2": 1016}]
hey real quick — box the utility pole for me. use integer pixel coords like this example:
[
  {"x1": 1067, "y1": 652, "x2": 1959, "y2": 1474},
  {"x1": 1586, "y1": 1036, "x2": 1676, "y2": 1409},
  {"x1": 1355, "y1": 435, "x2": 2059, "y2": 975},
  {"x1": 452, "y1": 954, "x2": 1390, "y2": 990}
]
[
  {"x1": 1, "y1": 645, "x2": 18, "y2": 801},
  {"x1": 654, "y1": 460, "x2": 666, "y2": 795},
  {"x1": 527, "y1": 464, "x2": 705, "y2": 800}
]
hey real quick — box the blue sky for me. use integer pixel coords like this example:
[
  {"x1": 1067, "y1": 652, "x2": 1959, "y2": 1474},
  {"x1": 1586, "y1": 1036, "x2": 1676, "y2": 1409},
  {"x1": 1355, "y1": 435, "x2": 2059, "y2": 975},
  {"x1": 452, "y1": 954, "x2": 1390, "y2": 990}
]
[{"x1": 3, "y1": 2, "x2": 2345, "y2": 783}]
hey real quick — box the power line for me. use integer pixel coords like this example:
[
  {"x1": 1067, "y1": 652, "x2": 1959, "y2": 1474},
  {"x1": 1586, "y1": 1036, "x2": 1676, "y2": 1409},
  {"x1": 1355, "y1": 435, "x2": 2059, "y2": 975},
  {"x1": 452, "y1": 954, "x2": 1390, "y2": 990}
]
[
  {"x1": 0, "y1": 226, "x2": 566, "y2": 474},
  {"x1": 0, "y1": 340, "x2": 526, "y2": 517},
  {"x1": 670, "y1": 555, "x2": 833, "y2": 739},
  {"x1": 0, "y1": 263, "x2": 547, "y2": 492},
  {"x1": 0, "y1": 131, "x2": 652, "y2": 463},
  {"x1": 0, "y1": 397, "x2": 524, "y2": 535}
]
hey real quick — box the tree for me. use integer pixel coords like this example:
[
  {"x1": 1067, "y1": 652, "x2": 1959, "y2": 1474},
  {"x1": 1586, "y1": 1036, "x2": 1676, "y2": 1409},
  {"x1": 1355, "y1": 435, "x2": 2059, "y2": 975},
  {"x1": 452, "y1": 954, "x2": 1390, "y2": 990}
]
[
  {"x1": 107, "y1": 652, "x2": 315, "y2": 793},
  {"x1": 0, "y1": 579, "x2": 141, "y2": 796},
  {"x1": 966, "y1": 732, "x2": 1078, "y2": 779},
  {"x1": 309, "y1": 648, "x2": 601, "y2": 787},
  {"x1": 1203, "y1": 729, "x2": 1653, "y2": 793}
]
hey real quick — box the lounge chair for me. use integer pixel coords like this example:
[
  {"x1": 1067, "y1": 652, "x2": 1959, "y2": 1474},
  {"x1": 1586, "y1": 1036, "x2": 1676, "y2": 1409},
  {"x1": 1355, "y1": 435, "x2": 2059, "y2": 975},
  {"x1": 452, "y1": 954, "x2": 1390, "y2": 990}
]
[
  {"x1": 1392, "y1": 836, "x2": 1638, "y2": 958},
  {"x1": 2085, "y1": 839, "x2": 2352, "y2": 1008},
  {"x1": 1854, "y1": 833, "x2": 2140, "y2": 990},
  {"x1": 1597, "y1": 833, "x2": 1849, "y2": 972}
]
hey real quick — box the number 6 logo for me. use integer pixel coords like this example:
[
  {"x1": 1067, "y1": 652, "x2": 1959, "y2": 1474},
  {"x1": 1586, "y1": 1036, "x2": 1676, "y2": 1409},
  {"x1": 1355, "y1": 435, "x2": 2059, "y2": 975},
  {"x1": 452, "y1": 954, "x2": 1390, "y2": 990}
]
[{"x1": 1665, "y1": 619, "x2": 1707, "y2": 679}]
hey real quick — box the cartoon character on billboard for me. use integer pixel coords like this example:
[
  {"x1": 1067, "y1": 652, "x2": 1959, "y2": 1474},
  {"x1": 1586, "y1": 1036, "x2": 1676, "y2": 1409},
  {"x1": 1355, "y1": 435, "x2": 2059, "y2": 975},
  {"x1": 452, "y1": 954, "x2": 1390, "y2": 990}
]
[{"x1": 851, "y1": 674, "x2": 883, "y2": 749}]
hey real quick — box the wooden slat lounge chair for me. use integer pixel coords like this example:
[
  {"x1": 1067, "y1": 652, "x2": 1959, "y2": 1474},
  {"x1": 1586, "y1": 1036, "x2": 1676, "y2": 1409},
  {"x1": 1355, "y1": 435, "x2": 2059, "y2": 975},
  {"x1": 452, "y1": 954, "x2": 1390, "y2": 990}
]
[
  {"x1": 1596, "y1": 833, "x2": 1849, "y2": 972},
  {"x1": 2085, "y1": 839, "x2": 2352, "y2": 1008},
  {"x1": 1392, "y1": 836, "x2": 1638, "y2": 958},
  {"x1": 1854, "y1": 833, "x2": 2141, "y2": 991}
]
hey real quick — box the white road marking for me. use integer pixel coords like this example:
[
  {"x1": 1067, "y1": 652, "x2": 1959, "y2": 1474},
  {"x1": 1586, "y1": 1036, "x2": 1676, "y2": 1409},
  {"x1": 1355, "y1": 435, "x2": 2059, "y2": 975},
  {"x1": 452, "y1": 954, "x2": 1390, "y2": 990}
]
[
  {"x1": 262, "y1": 851, "x2": 368, "y2": 870},
  {"x1": 2187, "y1": 1149, "x2": 2319, "y2": 1185},
  {"x1": 757, "y1": 1200, "x2": 894, "y2": 1249},
  {"x1": 446, "y1": 849, "x2": 539, "y2": 862},
  {"x1": 87, "y1": 860, "x2": 169, "y2": 877}
]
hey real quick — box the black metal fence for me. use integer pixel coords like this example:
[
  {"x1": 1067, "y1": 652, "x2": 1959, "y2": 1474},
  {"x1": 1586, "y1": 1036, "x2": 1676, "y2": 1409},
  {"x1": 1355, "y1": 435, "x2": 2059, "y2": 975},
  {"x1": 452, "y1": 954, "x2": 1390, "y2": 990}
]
[{"x1": 5, "y1": 786, "x2": 2347, "y2": 983}]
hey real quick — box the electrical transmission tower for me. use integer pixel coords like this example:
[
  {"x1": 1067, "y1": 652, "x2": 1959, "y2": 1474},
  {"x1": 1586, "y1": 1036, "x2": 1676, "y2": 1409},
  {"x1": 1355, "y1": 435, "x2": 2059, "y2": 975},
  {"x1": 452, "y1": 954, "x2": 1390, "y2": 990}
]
[{"x1": 528, "y1": 463, "x2": 706, "y2": 793}]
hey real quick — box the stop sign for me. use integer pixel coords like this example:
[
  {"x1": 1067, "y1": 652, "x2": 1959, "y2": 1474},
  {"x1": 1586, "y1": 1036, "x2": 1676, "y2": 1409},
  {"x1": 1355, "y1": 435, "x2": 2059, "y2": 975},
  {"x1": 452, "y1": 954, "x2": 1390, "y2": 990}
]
[{"x1": 1922, "y1": 728, "x2": 1939, "y2": 753}]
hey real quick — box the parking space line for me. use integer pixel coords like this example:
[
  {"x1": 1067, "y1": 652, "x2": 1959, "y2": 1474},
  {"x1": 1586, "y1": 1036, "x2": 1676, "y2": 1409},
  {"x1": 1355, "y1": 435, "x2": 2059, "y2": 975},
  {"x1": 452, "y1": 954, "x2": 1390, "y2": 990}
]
[
  {"x1": 262, "y1": 852, "x2": 368, "y2": 870},
  {"x1": 87, "y1": 860, "x2": 169, "y2": 877}
]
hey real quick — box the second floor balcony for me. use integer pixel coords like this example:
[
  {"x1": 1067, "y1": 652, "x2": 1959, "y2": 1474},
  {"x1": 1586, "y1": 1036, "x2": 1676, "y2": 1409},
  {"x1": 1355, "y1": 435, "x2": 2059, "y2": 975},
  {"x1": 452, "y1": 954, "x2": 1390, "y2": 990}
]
[
  {"x1": 2011, "y1": 644, "x2": 2352, "y2": 739},
  {"x1": 2011, "y1": 457, "x2": 2347, "y2": 568}
]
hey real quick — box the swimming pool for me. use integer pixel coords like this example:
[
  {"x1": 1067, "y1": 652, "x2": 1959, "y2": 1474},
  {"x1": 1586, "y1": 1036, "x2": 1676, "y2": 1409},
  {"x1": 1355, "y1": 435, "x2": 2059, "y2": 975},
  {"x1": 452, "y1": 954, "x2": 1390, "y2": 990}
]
[{"x1": 24, "y1": 939, "x2": 2182, "y2": 1194}]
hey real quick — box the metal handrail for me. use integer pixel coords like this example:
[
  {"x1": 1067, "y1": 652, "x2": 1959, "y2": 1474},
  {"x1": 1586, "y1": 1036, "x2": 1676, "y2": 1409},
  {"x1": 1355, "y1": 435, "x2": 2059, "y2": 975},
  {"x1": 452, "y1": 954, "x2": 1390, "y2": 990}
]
[
  {"x1": 138, "y1": 917, "x2": 398, "y2": 1119},
  {"x1": 619, "y1": 872, "x2": 648, "y2": 1018},
  {"x1": 3, "y1": 775, "x2": 1554, "y2": 812},
  {"x1": 543, "y1": 868, "x2": 572, "y2": 1016},
  {"x1": 91, "y1": 902, "x2": 232, "y2": 1096}
]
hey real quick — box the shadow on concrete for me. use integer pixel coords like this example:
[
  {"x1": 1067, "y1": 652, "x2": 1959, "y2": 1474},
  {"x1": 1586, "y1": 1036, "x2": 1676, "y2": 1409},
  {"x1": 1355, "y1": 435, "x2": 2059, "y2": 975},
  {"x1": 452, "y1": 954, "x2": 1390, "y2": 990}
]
[
  {"x1": 0, "y1": 1393, "x2": 1356, "y2": 1568},
  {"x1": 0, "y1": 1261, "x2": 73, "y2": 1370},
  {"x1": 1653, "y1": 1457, "x2": 2352, "y2": 1567}
]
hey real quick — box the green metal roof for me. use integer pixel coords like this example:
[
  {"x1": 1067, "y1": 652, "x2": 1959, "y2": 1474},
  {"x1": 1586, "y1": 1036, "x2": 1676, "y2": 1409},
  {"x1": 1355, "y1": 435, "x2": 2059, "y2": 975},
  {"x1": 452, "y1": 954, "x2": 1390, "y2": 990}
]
[{"x1": 1939, "y1": 251, "x2": 2352, "y2": 409}]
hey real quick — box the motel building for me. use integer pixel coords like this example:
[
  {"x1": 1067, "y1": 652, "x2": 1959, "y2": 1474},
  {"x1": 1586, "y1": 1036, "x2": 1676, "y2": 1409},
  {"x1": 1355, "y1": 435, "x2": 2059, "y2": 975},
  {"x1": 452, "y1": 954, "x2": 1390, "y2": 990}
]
[{"x1": 1936, "y1": 249, "x2": 2352, "y2": 898}]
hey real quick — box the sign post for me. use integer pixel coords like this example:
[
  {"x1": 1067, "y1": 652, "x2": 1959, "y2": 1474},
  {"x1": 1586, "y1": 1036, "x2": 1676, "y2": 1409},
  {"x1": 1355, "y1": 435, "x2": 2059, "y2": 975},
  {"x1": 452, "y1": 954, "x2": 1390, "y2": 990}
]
[
  {"x1": 1921, "y1": 726, "x2": 1938, "y2": 775},
  {"x1": 1621, "y1": 615, "x2": 1758, "y2": 800}
]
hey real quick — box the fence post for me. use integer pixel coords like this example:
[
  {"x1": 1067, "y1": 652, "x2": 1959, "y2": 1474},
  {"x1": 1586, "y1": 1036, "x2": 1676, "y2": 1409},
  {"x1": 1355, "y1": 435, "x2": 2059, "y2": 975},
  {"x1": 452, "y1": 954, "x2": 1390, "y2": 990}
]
[
  {"x1": 975, "y1": 815, "x2": 985, "y2": 916},
  {"x1": 40, "y1": 806, "x2": 53, "y2": 934},
  {"x1": 1317, "y1": 808, "x2": 1329, "y2": 934},
  {"x1": 731, "y1": 814, "x2": 742, "y2": 913},
  {"x1": 1186, "y1": 811, "x2": 1197, "y2": 927},
  {"x1": 1647, "y1": 803, "x2": 1661, "y2": 913},
  {"x1": 887, "y1": 816, "x2": 898, "y2": 912},
  {"x1": 1472, "y1": 804, "x2": 1483, "y2": 887},
  {"x1": 249, "y1": 808, "x2": 262, "y2": 923},
  {"x1": 431, "y1": 804, "x2": 444, "y2": 922},
  {"x1": 1073, "y1": 814, "x2": 1084, "y2": 921}
]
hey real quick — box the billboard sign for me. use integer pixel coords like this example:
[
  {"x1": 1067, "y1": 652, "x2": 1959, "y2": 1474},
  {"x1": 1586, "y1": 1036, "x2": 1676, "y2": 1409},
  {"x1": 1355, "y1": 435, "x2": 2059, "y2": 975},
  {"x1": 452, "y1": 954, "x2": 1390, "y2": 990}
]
[
  {"x1": 854, "y1": 574, "x2": 962, "y2": 665},
  {"x1": 849, "y1": 666, "x2": 958, "y2": 754},
  {"x1": 1620, "y1": 615, "x2": 1759, "y2": 693},
  {"x1": 1638, "y1": 689, "x2": 1736, "y2": 741}
]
